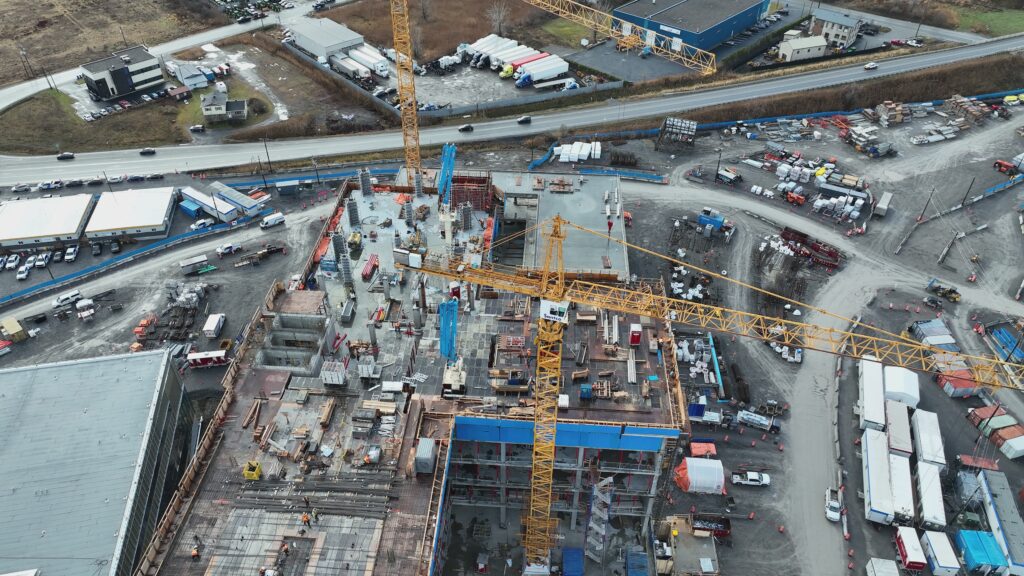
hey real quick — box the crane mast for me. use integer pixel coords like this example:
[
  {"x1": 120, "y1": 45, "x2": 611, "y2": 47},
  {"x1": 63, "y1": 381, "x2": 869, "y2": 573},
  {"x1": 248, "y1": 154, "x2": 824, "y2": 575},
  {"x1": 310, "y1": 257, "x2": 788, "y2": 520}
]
[{"x1": 389, "y1": 0, "x2": 423, "y2": 190}]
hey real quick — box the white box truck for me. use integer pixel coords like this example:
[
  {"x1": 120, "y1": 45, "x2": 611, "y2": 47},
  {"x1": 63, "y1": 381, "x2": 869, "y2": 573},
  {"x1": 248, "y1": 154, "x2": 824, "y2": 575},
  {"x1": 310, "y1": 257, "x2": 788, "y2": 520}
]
[
  {"x1": 858, "y1": 355, "x2": 886, "y2": 431},
  {"x1": 329, "y1": 55, "x2": 371, "y2": 80},
  {"x1": 348, "y1": 46, "x2": 389, "y2": 77},
  {"x1": 862, "y1": 428, "x2": 895, "y2": 525},
  {"x1": 203, "y1": 313, "x2": 226, "y2": 338},
  {"x1": 515, "y1": 56, "x2": 569, "y2": 87}
]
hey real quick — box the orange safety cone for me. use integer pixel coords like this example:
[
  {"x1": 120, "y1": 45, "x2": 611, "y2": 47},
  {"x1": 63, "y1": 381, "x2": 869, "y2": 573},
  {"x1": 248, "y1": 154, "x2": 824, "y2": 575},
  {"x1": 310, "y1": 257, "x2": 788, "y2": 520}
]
[
  {"x1": 848, "y1": 562, "x2": 855, "y2": 570},
  {"x1": 723, "y1": 435, "x2": 729, "y2": 442},
  {"x1": 778, "y1": 443, "x2": 784, "y2": 452},
  {"x1": 748, "y1": 512, "x2": 756, "y2": 520},
  {"x1": 751, "y1": 440, "x2": 757, "y2": 447},
  {"x1": 761, "y1": 434, "x2": 767, "y2": 441},
  {"x1": 848, "y1": 549, "x2": 854, "y2": 558}
]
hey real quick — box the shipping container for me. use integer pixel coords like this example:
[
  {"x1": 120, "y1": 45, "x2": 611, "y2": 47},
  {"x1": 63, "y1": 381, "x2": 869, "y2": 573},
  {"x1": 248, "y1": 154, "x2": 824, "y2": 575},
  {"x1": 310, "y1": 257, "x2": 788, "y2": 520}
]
[
  {"x1": 884, "y1": 366, "x2": 921, "y2": 408},
  {"x1": 873, "y1": 191, "x2": 893, "y2": 216},
  {"x1": 994, "y1": 425, "x2": 1024, "y2": 459},
  {"x1": 980, "y1": 414, "x2": 1018, "y2": 438},
  {"x1": 414, "y1": 438, "x2": 438, "y2": 474},
  {"x1": 859, "y1": 356, "x2": 886, "y2": 431},
  {"x1": 886, "y1": 400, "x2": 913, "y2": 457},
  {"x1": 912, "y1": 409, "x2": 946, "y2": 471},
  {"x1": 187, "y1": 350, "x2": 229, "y2": 368},
  {"x1": 938, "y1": 369, "x2": 979, "y2": 398},
  {"x1": 890, "y1": 454, "x2": 915, "y2": 524},
  {"x1": 896, "y1": 526, "x2": 927, "y2": 571},
  {"x1": 955, "y1": 529, "x2": 1009, "y2": 574},
  {"x1": 862, "y1": 428, "x2": 895, "y2": 525},
  {"x1": 969, "y1": 405, "x2": 1007, "y2": 427},
  {"x1": 915, "y1": 462, "x2": 947, "y2": 530},
  {"x1": 202, "y1": 313, "x2": 226, "y2": 338},
  {"x1": 921, "y1": 530, "x2": 962, "y2": 576}
]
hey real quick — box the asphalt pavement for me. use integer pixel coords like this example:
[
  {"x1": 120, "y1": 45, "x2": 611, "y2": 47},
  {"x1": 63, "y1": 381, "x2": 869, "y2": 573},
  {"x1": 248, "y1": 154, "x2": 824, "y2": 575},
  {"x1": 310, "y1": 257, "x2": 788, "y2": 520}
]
[{"x1": 3, "y1": 34, "x2": 1023, "y2": 186}]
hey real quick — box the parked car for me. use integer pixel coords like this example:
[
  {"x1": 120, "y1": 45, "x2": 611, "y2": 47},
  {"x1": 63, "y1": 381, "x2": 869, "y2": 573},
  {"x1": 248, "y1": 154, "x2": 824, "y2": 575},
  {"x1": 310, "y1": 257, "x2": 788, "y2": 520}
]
[
  {"x1": 86, "y1": 177, "x2": 105, "y2": 186},
  {"x1": 106, "y1": 175, "x2": 125, "y2": 184},
  {"x1": 24, "y1": 255, "x2": 36, "y2": 268},
  {"x1": 38, "y1": 180, "x2": 63, "y2": 190},
  {"x1": 64, "y1": 245, "x2": 79, "y2": 262},
  {"x1": 906, "y1": 39, "x2": 923, "y2": 47},
  {"x1": 127, "y1": 175, "x2": 146, "y2": 182},
  {"x1": 65, "y1": 179, "x2": 84, "y2": 187},
  {"x1": 99, "y1": 108, "x2": 110, "y2": 116},
  {"x1": 458, "y1": 124, "x2": 474, "y2": 133},
  {"x1": 190, "y1": 218, "x2": 216, "y2": 231},
  {"x1": 216, "y1": 242, "x2": 243, "y2": 256},
  {"x1": 35, "y1": 252, "x2": 51, "y2": 267},
  {"x1": 0, "y1": 256, "x2": 7, "y2": 269},
  {"x1": 16, "y1": 265, "x2": 30, "y2": 280},
  {"x1": 145, "y1": 173, "x2": 165, "y2": 180},
  {"x1": 4, "y1": 254, "x2": 19, "y2": 270},
  {"x1": 91, "y1": 243, "x2": 102, "y2": 256},
  {"x1": 52, "y1": 250, "x2": 64, "y2": 263},
  {"x1": 140, "y1": 148, "x2": 157, "y2": 156},
  {"x1": 110, "y1": 240, "x2": 122, "y2": 254},
  {"x1": 83, "y1": 113, "x2": 94, "y2": 121},
  {"x1": 825, "y1": 488, "x2": 842, "y2": 522},
  {"x1": 112, "y1": 104, "x2": 123, "y2": 112},
  {"x1": 189, "y1": 124, "x2": 206, "y2": 133},
  {"x1": 731, "y1": 471, "x2": 771, "y2": 487},
  {"x1": 10, "y1": 183, "x2": 31, "y2": 193},
  {"x1": 237, "y1": 15, "x2": 251, "y2": 22},
  {"x1": 863, "y1": 62, "x2": 878, "y2": 70},
  {"x1": 57, "y1": 151, "x2": 75, "y2": 160}
]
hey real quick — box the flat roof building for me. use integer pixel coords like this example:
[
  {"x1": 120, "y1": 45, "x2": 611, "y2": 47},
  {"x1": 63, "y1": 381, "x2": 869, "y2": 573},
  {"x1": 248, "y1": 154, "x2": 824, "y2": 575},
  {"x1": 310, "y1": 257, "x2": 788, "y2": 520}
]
[
  {"x1": 84, "y1": 187, "x2": 177, "y2": 240},
  {"x1": 0, "y1": 350, "x2": 194, "y2": 576},
  {"x1": 778, "y1": 35, "x2": 828, "y2": 62},
  {"x1": 81, "y1": 45, "x2": 164, "y2": 101},
  {"x1": 0, "y1": 194, "x2": 95, "y2": 247},
  {"x1": 614, "y1": 0, "x2": 770, "y2": 51},
  {"x1": 290, "y1": 18, "x2": 364, "y2": 59},
  {"x1": 208, "y1": 182, "x2": 263, "y2": 216}
]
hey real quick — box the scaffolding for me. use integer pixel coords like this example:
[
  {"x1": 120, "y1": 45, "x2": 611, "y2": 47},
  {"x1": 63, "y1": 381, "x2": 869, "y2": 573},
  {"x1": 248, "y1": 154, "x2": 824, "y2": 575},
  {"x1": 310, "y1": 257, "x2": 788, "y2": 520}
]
[{"x1": 451, "y1": 172, "x2": 494, "y2": 211}]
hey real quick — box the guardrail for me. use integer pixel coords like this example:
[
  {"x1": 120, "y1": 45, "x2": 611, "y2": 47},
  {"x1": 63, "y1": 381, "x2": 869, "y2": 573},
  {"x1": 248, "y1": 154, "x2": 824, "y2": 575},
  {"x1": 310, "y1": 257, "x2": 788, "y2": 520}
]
[
  {"x1": 227, "y1": 167, "x2": 400, "y2": 189},
  {"x1": 0, "y1": 209, "x2": 273, "y2": 310},
  {"x1": 578, "y1": 167, "x2": 668, "y2": 183}
]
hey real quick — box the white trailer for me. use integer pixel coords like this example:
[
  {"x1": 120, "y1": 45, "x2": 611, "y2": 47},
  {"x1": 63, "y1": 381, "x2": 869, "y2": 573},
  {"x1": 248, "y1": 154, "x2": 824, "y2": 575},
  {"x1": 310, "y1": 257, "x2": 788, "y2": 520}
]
[
  {"x1": 482, "y1": 38, "x2": 517, "y2": 56},
  {"x1": 865, "y1": 558, "x2": 901, "y2": 576},
  {"x1": 884, "y1": 366, "x2": 921, "y2": 408},
  {"x1": 466, "y1": 34, "x2": 499, "y2": 54},
  {"x1": 859, "y1": 355, "x2": 886, "y2": 431},
  {"x1": 889, "y1": 453, "x2": 914, "y2": 524},
  {"x1": 203, "y1": 313, "x2": 226, "y2": 339},
  {"x1": 911, "y1": 409, "x2": 946, "y2": 471},
  {"x1": 915, "y1": 462, "x2": 946, "y2": 530},
  {"x1": 515, "y1": 57, "x2": 569, "y2": 86},
  {"x1": 490, "y1": 46, "x2": 536, "y2": 70},
  {"x1": 862, "y1": 428, "x2": 895, "y2": 525},
  {"x1": 886, "y1": 400, "x2": 913, "y2": 457},
  {"x1": 329, "y1": 55, "x2": 371, "y2": 80},
  {"x1": 348, "y1": 46, "x2": 389, "y2": 77},
  {"x1": 514, "y1": 54, "x2": 560, "y2": 78},
  {"x1": 920, "y1": 531, "x2": 961, "y2": 576}
]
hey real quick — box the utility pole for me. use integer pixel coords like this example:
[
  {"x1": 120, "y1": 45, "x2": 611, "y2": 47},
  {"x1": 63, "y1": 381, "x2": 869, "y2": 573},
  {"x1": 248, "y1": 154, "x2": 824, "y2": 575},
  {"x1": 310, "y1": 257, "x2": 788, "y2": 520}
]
[
  {"x1": 312, "y1": 157, "x2": 321, "y2": 186},
  {"x1": 119, "y1": 25, "x2": 128, "y2": 47},
  {"x1": 961, "y1": 177, "x2": 975, "y2": 208},
  {"x1": 102, "y1": 171, "x2": 113, "y2": 193},
  {"x1": 262, "y1": 138, "x2": 274, "y2": 172},
  {"x1": 917, "y1": 187, "x2": 935, "y2": 222},
  {"x1": 714, "y1": 148, "x2": 722, "y2": 180}
]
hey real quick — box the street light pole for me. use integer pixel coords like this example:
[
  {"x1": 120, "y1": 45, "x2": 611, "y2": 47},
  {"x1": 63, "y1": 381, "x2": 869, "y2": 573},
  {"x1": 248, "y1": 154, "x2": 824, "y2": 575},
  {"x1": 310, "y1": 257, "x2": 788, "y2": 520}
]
[
  {"x1": 262, "y1": 137, "x2": 274, "y2": 172},
  {"x1": 714, "y1": 148, "x2": 722, "y2": 180},
  {"x1": 313, "y1": 158, "x2": 321, "y2": 186}
]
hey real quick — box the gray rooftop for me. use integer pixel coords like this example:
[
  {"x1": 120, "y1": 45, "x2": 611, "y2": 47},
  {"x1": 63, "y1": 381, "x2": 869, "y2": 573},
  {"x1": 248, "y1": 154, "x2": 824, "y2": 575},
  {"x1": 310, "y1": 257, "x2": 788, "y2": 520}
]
[
  {"x1": 812, "y1": 7, "x2": 862, "y2": 29},
  {"x1": 0, "y1": 351, "x2": 170, "y2": 576},
  {"x1": 616, "y1": 0, "x2": 765, "y2": 32},
  {"x1": 980, "y1": 470, "x2": 1024, "y2": 565},
  {"x1": 82, "y1": 45, "x2": 157, "y2": 74},
  {"x1": 202, "y1": 91, "x2": 227, "y2": 108},
  {"x1": 290, "y1": 18, "x2": 364, "y2": 47},
  {"x1": 225, "y1": 99, "x2": 247, "y2": 112}
]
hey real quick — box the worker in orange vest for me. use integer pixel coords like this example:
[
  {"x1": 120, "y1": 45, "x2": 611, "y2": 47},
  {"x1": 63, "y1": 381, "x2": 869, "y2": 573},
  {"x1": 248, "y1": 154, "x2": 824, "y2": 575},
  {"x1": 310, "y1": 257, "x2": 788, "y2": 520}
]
[{"x1": 301, "y1": 512, "x2": 311, "y2": 527}]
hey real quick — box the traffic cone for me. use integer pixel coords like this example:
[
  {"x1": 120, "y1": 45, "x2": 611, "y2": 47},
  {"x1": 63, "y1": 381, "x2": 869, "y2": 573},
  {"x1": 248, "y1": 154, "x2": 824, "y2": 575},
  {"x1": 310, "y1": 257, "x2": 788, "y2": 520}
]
[{"x1": 748, "y1": 512, "x2": 756, "y2": 520}]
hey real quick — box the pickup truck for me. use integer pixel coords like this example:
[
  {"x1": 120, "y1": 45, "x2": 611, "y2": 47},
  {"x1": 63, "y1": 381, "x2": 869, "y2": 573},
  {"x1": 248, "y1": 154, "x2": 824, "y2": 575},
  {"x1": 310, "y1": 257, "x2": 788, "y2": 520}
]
[
  {"x1": 216, "y1": 243, "x2": 243, "y2": 256},
  {"x1": 825, "y1": 488, "x2": 842, "y2": 522},
  {"x1": 731, "y1": 471, "x2": 771, "y2": 487}
]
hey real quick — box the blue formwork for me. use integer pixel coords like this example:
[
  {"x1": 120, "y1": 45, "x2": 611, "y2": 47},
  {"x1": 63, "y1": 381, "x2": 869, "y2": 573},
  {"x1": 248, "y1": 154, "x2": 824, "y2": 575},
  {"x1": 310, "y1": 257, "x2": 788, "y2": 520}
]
[
  {"x1": 626, "y1": 551, "x2": 649, "y2": 576},
  {"x1": 562, "y1": 548, "x2": 584, "y2": 576},
  {"x1": 179, "y1": 199, "x2": 202, "y2": 218},
  {"x1": 453, "y1": 416, "x2": 678, "y2": 451}
]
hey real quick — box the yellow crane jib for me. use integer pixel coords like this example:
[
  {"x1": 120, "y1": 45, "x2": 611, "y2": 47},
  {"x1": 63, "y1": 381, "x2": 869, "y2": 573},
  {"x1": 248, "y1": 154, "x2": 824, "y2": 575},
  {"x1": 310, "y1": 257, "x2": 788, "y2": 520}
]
[{"x1": 389, "y1": 0, "x2": 423, "y2": 186}]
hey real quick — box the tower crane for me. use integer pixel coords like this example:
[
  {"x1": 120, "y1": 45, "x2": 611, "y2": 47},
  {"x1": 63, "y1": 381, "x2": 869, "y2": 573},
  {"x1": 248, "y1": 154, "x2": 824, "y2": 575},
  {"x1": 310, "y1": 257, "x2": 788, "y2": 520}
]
[
  {"x1": 389, "y1": 0, "x2": 423, "y2": 192},
  {"x1": 517, "y1": 0, "x2": 716, "y2": 75},
  {"x1": 407, "y1": 215, "x2": 1024, "y2": 574}
]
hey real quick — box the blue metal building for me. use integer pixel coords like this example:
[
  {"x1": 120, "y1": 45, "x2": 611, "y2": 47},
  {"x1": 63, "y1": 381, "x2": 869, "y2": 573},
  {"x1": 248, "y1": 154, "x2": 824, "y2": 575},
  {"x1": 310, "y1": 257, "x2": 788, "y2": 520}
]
[{"x1": 613, "y1": 0, "x2": 770, "y2": 52}]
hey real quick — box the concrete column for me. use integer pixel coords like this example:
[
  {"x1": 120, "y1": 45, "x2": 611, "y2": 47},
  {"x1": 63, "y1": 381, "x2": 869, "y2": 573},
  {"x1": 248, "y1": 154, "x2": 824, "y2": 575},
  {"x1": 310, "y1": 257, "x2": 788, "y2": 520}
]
[
  {"x1": 642, "y1": 446, "x2": 666, "y2": 539},
  {"x1": 382, "y1": 273, "x2": 392, "y2": 301},
  {"x1": 570, "y1": 447, "x2": 585, "y2": 529},
  {"x1": 418, "y1": 279, "x2": 427, "y2": 312},
  {"x1": 413, "y1": 308, "x2": 423, "y2": 329},
  {"x1": 466, "y1": 283, "x2": 474, "y2": 312},
  {"x1": 499, "y1": 442, "x2": 508, "y2": 527},
  {"x1": 367, "y1": 322, "x2": 377, "y2": 348}
]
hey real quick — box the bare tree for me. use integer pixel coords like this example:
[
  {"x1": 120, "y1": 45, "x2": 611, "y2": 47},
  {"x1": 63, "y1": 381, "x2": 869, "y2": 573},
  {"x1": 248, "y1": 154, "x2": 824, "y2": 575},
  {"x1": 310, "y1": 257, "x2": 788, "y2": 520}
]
[
  {"x1": 419, "y1": 0, "x2": 432, "y2": 22},
  {"x1": 486, "y1": 0, "x2": 511, "y2": 35}
]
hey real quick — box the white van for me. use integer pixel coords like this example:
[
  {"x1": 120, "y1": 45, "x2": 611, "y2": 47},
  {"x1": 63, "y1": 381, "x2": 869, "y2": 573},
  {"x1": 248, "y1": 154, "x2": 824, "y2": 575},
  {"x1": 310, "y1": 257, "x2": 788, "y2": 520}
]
[
  {"x1": 52, "y1": 290, "x2": 83, "y2": 309},
  {"x1": 260, "y1": 212, "x2": 285, "y2": 229}
]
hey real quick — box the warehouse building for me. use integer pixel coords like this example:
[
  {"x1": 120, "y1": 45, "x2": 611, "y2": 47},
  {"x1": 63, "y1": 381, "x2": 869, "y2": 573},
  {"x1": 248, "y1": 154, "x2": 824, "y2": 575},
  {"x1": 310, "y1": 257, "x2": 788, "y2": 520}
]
[
  {"x1": 0, "y1": 350, "x2": 195, "y2": 576},
  {"x1": 81, "y1": 45, "x2": 164, "y2": 101},
  {"x1": 613, "y1": 0, "x2": 770, "y2": 51},
  {"x1": 290, "y1": 18, "x2": 364, "y2": 59},
  {"x1": 778, "y1": 35, "x2": 827, "y2": 62},
  {"x1": 0, "y1": 194, "x2": 95, "y2": 247},
  {"x1": 84, "y1": 188, "x2": 177, "y2": 241}
]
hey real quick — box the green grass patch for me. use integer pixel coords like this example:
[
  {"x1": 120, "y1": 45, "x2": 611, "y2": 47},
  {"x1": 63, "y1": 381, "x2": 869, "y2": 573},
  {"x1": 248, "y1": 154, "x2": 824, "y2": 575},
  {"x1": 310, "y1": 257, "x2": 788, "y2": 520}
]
[
  {"x1": 177, "y1": 76, "x2": 274, "y2": 129},
  {"x1": 541, "y1": 19, "x2": 591, "y2": 47},
  {"x1": 955, "y1": 7, "x2": 1024, "y2": 36}
]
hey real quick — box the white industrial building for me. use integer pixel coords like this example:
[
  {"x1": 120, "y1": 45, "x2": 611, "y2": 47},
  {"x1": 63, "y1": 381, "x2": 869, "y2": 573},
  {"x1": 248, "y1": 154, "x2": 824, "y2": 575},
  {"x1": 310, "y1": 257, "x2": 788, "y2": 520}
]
[
  {"x1": 290, "y1": 18, "x2": 364, "y2": 59},
  {"x1": 778, "y1": 35, "x2": 827, "y2": 62},
  {"x1": 0, "y1": 351, "x2": 195, "y2": 576},
  {"x1": 84, "y1": 188, "x2": 177, "y2": 240},
  {"x1": 81, "y1": 45, "x2": 164, "y2": 101},
  {"x1": 0, "y1": 195, "x2": 95, "y2": 247}
]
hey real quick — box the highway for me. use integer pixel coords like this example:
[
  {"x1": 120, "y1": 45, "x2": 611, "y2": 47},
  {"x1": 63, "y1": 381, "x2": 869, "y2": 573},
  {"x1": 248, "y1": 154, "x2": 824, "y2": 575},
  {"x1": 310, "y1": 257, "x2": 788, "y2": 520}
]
[{"x1": 2, "y1": 33, "x2": 1023, "y2": 185}]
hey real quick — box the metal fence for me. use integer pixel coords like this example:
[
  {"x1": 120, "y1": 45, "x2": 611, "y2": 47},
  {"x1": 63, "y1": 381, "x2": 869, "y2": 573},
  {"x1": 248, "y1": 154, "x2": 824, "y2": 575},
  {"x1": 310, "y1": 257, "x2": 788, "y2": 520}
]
[
  {"x1": 0, "y1": 209, "x2": 273, "y2": 310},
  {"x1": 420, "y1": 81, "x2": 625, "y2": 119},
  {"x1": 228, "y1": 167, "x2": 400, "y2": 189}
]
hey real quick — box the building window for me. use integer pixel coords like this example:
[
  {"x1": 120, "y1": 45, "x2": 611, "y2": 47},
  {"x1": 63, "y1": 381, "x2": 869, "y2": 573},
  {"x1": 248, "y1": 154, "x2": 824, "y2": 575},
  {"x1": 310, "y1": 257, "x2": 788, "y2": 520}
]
[{"x1": 132, "y1": 64, "x2": 161, "y2": 76}]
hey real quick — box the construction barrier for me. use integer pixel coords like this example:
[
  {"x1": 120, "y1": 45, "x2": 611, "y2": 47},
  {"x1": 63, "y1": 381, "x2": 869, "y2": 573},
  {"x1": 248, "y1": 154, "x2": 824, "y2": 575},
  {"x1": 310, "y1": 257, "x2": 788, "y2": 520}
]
[{"x1": 228, "y1": 168, "x2": 400, "y2": 189}]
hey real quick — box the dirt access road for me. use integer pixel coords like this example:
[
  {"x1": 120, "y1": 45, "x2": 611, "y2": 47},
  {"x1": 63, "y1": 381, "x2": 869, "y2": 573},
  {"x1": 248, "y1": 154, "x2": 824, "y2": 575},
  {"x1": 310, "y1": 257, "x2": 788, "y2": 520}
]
[{"x1": 622, "y1": 178, "x2": 1024, "y2": 575}]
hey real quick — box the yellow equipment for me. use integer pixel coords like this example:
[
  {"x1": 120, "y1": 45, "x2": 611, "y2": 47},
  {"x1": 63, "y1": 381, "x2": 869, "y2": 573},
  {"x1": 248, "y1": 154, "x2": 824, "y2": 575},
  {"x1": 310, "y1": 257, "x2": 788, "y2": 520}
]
[
  {"x1": 389, "y1": 0, "x2": 422, "y2": 186},
  {"x1": 519, "y1": 0, "x2": 716, "y2": 75},
  {"x1": 407, "y1": 216, "x2": 1024, "y2": 570},
  {"x1": 242, "y1": 460, "x2": 262, "y2": 481},
  {"x1": 347, "y1": 231, "x2": 363, "y2": 250}
]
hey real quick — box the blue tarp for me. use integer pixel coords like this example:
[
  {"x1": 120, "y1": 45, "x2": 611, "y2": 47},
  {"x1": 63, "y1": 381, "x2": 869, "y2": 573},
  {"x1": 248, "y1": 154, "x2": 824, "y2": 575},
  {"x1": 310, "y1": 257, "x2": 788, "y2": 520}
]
[
  {"x1": 956, "y1": 530, "x2": 1008, "y2": 571},
  {"x1": 626, "y1": 552, "x2": 648, "y2": 576},
  {"x1": 562, "y1": 548, "x2": 584, "y2": 576},
  {"x1": 991, "y1": 327, "x2": 1024, "y2": 361},
  {"x1": 438, "y1": 298, "x2": 459, "y2": 362}
]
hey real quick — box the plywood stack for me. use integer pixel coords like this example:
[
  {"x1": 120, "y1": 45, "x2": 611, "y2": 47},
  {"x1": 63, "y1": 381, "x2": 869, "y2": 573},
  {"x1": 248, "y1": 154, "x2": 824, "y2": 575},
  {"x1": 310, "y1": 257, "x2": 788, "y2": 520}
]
[
  {"x1": 847, "y1": 126, "x2": 879, "y2": 147},
  {"x1": 874, "y1": 101, "x2": 910, "y2": 127},
  {"x1": 945, "y1": 94, "x2": 986, "y2": 124}
]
